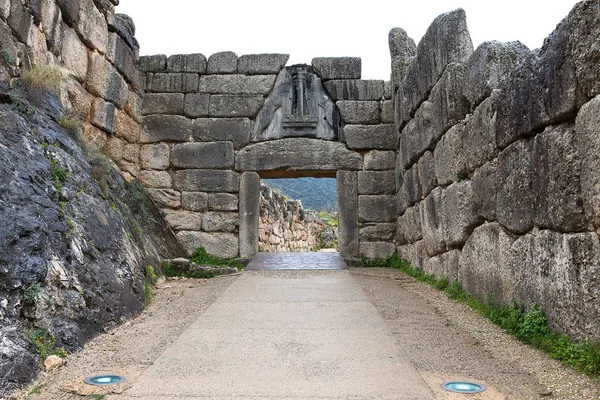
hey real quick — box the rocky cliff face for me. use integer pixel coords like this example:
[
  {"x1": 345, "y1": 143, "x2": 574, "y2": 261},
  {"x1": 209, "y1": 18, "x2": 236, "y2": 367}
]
[{"x1": 0, "y1": 83, "x2": 184, "y2": 396}]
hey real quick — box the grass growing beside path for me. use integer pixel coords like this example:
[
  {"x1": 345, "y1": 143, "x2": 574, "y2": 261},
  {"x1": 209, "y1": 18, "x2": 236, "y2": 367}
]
[{"x1": 361, "y1": 252, "x2": 600, "y2": 378}]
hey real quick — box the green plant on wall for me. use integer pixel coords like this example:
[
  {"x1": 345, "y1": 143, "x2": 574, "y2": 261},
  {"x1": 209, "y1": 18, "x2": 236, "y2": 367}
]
[
  {"x1": 22, "y1": 65, "x2": 62, "y2": 92},
  {"x1": 26, "y1": 328, "x2": 67, "y2": 362}
]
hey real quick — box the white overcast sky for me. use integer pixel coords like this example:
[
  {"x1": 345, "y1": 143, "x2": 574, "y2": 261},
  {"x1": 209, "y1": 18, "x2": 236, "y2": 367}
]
[{"x1": 116, "y1": 0, "x2": 581, "y2": 80}]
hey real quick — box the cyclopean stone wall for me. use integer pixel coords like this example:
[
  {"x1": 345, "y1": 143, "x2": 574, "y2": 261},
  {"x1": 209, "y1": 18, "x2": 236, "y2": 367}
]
[
  {"x1": 138, "y1": 55, "x2": 398, "y2": 261},
  {"x1": 393, "y1": 1, "x2": 600, "y2": 341}
]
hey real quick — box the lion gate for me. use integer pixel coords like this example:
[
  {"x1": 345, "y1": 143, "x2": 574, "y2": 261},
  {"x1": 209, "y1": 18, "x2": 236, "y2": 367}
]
[{"x1": 138, "y1": 54, "x2": 397, "y2": 262}]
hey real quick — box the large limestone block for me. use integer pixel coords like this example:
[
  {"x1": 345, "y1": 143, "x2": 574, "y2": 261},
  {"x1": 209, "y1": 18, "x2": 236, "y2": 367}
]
[
  {"x1": 198, "y1": 74, "x2": 276, "y2": 95},
  {"x1": 126, "y1": 91, "x2": 143, "y2": 123},
  {"x1": 183, "y1": 93, "x2": 210, "y2": 118},
  {"x1": 8, "y1": 0, "x2": 32, "y2": 43},
  {"x1": 465, "y1": 41, "x2": 529, "y2": 108},
  {"x1": 202, "y1": 211, "x2": 239, "y2": 232},
  {"x1": 192, "y1": 118, "x2": 251, "y2": 150},
  {"x1": 363, "y1": 150, "x2": 395, "y2": 171},
  {"x1": 0, "y1": 0, "x2": 11, "y2": 20},
  {"x1": 312, "y1": 57, "x2": 361, "y2": 80},
  {"x1": 419, "y1": 187, "x2": 445, "y2": 256},
  {"x1": 323, "y1": 80, "x2": 384, "y2": 101},
  {"x1": 472, "y1": 159, "x2": 498, "y2": 221},
  {"x1": 140, "y1": 115, "x2": 191, "y2": 143},
  {"x1": 90, "y1": 96, "x2": 115, "y2": 134},
  {"x1": 497, "y1": 139, "x2": 535, "y2": 233},
  {"x1": 207, "y1": 51, "x2": 238, "y2": 74},
  {"x1": 106, "y1": 32, "x2": 137, "y2": 84},
  {"x1": 397, "y1": 203, "x2": 422, "y2": 245},
  {"x1": 337, "y1": 101, "x2": 380, "y2": 125},
  {"x1": 360, "y1": 242, "x2": 396, "y2": 259},
  {"x1": 381, "y1": 100, "x2": 394, "y2": 124},
  {"x1": 61, "y1": 24, "x2": 88, "y2": 82},
  {"x1": 442, "y1": 181, "x2": 480, "y2": 248},
  {"x1": 389, "y1": 27, "x2": 417, "y2": 59},
  {"x1": 417, "y1": 151, "x2": 436, "y2": 198},
  {"x1": 398, "y1": 240, "x2": 426, "y2": 270},
  {"x1": 147, "y1": 73, "x2": 199, "y2": 93},
  {"x1": 177, "y1": 231, "x2": 238, "y2": 258},
  {"x1": 138, "y1": 54, "x2": 166, "y2": 72},
  {"x1": 532, "y1": 123, "x2": 585, "y2": 232},
  {"x1": 575, "y1": 96, "x2": 600, "y2": 227},
  {"x1": 433, "y1": 122, "x2": 467, "y2": 186},
  {"x1": 138, "y1": 170, "x2": 171, "y2": 189},
  {"x1": 56, "y1": 0, "x2": 79, "y2": 27},
  {"x1": 239, "y1": 172, "x2": 260, "y2": 258},
  {"x1": 237, "y1": 54, "x2": 289, "y2": 75},
  {"x1": 140, "y1": 143, "x2": 170, "y2": 170},
  {"x1": 359, "y1": 223, "x2": 396, "y2": 242},
  {"x1": 337, "y1": 171, "x2": 359, "y2": 258},
  {"x1": 344, "y1": 124, "x2": 396, "y2": 150},
  {"x1": 357, "y1": 171, "x2": 395, "y2": 195},
  {"x1": 173, "y1": 170, "x2": 240, "y2": 193},
  {"x1": 115, "y1": 109, "x2": 140, "y2": 143},
  {"x1": 235, "y1": 138, "x2": 362, "y2": 173},
  {"x1": 163, "y1": 210, "x2": 203, "y2": 231},
  {"x1": 76, "y1": 0, "x2": 107, "y2": 53},
  {"x1": 397, "y1": 9, "x2": 473, "y2": 127},
  {"x1": 209, "y1": 193, "x2": 238, "y2": 211},
  {"x1": 146, "y1": 188, "x2": 181, "y2": 209},
  {"x1": 440, "y1": 250, "x2": 460, "y2": 282},
  {"x1": 461, "y1": 91, "x2": 499, "y2": 172},
  {"x1": 358, "y1": 195, "x2": 396, "y2": 223},
  {"x1": 181, "y1": 192, "x2": 208, "y2": 212},
  {"x1": 167, "y1": 53, "x2": 207, "y2": 74},
  {"x1": 86, "y1": 52, "x2": 128, "y2": 108},
  {"x1": 142, "y1": 93, "x2": 184, "y2": 115},
  {"x1": 41, "y1": 0, "x2": 62, "y2": 55},
  {"x1": 459, "y1": 222, "x2": 516, "y2": 304},
  {"x1": 401, "y1": 165, "x2": 421, "y2": 207},
  {"x1": 171, "y1": 142, "x2": 234, "y2": 169},
  {"x1": 209, "y1": 94, "x2": 264, "y2": 118}
]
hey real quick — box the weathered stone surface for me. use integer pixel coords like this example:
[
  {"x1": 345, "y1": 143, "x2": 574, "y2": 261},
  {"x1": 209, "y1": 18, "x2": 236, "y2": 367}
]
[
  {"x1": 337, "y1": 171, "x2": 359, "y2": 258},
  {"x1": 389, "y1": 27, "x2": 417, "y2": 59},
  {"x1": 381, "y1": 100, "x2": 394, "y2": 124},
  {"x1": 202, "y1": 211, "x2": 238, "y2": 232},
  {"x1": 420, "y1": 187, "x2": 445, "y2": 256},
  {"x1": 312, "y1": 57, "x2": 361, "y2": 80},
  {"x1": 384, "y1": 81, "x2": 393, "y2": 100},
  {"x1": 359, "y1": 223, "x2": 396, "y2": 242},
  {"x1": 76, "y1": 0, "x2": 107, "y2": 53},
  {"x1": 400, "y1": 165, "x2": 421, "y2": 207},
  {"x1": 397, "y1": 9, "x2": 473, "y2": 127},
  {"x1": 56, "y1": 0, "x2": 79, "y2": 27},
  {"x1": 239, "y1": 172, "x2": 260, "y2": 258},
  {"x1": 86, "y1": 52, "x2": 128, "y2": 108},
  {"x1": 125, "y1": 91, "x2": 142, "y2": 123},
  {"x1": 8, "y1": 0, "x2": 32, "y2": 43},
  {"x1": 337, "y1": 101, "x2": 380, "y2": 125},
  {"x1": 114, "y1": 109, "x2": 140, "y2": 143},
  {"x1": 173, "y1": 170, "x2": 240, "y2": 193},
  {"x1": 106, "y1": 32, "x2": 137, "y2": 84},
  {"x1": 208, "y1": 193, "x2": 238, "y2": 211},
  {"x1": 171, "y1": 142, "x2": 234, "y2": 169},
  {"x1": 391, "y1": 55, "x2": 413, "y2": 93},
  {"x1": 398, "y1": 240, "x2": 426, "y2": 270},
  {"x1": 344, "y1": 124, "x2": 396, "y2": 150},
  {"x1": 167, "y1": 53, "x2": 207, "y2": 74},
  {"x1": 207, "y1": 51, "x2": 238, "y2": 74},
  {"x1": 0, "y1": 0, "x2": 11, "y2": 20},
  {"x1": 236, "y1": 138, "x2": 361, "y2": 173},
  {"x1": 209, "y1": 95, "x2": 264, "y2": 118},
  {"x1": 433, "y1": 122, "x2": 467, "y2": 186},
  {"x1": 177, "y1": 231, "x2": 238, "y2": 258},
  {"x1": 323, "y1": 80, "x2": 384, "y2": 101},
  {"x1": 360, "y1": 242, "x2": 396, "y2": 259},
  {"x1": 142, "y1": 93, "x2": 184, "y2": 115},
  {"x1": 461, "y1": 91, "x2": 499, "y2": 172},
  {"x1": 105, "y1": 134, "x2": 124, "y2": 162},
  {"x1": 465, "y1": 41, "x2": 529, "y2": 108},
  {"x1": 41, "y1": 0, "x2": 63, "y2": 54},
  {"x1": 140, "y1": 144, "x2": 170, "y2": 170},
  {"x1": 122, "y1": 143, "x2": 139, "y2": 164},
  {"x1": 138, "y1": 170, "x2": 171, "y2": 188},
  {"x1": 363, "y1": 150, "x2": 395, "y2": 170},
  {"x1": 183, "y1": 93, "x2": 209, "y2": 118},
  {"x1": 192, "y1": 118, "x2": 251, "y2": 150},
  {"x1": 163, "y1": 210, "x2": 203, "y2": 231},
  {"x1": 198, "y1": 74, "x2": 275, "y2": 95},
  {"x1": 357, "y1": 171, "x2": 395, "y2": 195},
  {"x1": 441, "y1": 249, "x2": 460, "y2": 282},
  {"x1": 238, "y1": 54, "x2": 289, "y2": 75},
  {"x1": 459, "y1": 222, "x2": 516, "y2": 304},
  {"x1": 532, "y1": 123, "x2": 585, "y2": 232},
  {"x1": 472, "y1": 159, "x2": 497, "y2": 221},
  {"x1": 397, "y1": 203, "x2": 422, "y2": 245},
  {"x1": 575, "y1": 96, "x2": 600, "y2": 227},
  {"x1": 90, "y1": 96, "x2": 115, "y2": 134},
  {"x1": 497, "y1": 139, "x2": 535, "y2": 233},
  {"x1": 147, "y1": 73, "x2": 199, "y2": 93},
  {"x1": 138, "y1": 54, "x2": 166, "y2": 72},
  {"x1": 60, "y1": 25, "x2": 88, "y2": 82},
  {"x1": 442, "y1": 181, "x2": 480, "y2": 248},
  {"x1": 358, "y1": 195, "x2": 396, "y2": 223},
  {"x1": 417, "y1": 151, "x2": 436, "y2": 198},
  {"x1": 140, "y1": 115, "x2": 191, "y2": 143},
  {"x1": 181, "y1": 192, "x2": 208, "y2": 212},
  {"x1": 147, "y1": 188, "x2": 181, "y2": 209}
]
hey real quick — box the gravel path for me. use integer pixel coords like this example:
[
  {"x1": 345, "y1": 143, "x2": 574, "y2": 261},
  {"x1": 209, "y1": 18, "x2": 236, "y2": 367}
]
[{"x1": 11, "y1": 268, "x2": 600, "y2": 400}]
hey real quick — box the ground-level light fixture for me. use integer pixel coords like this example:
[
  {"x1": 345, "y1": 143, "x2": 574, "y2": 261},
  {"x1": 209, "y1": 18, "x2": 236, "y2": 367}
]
[
  {"x1": 441, "y1": 381, "x2": 486, "y2": 394},
  {"x1": 84, "y1": 375, "x2": 126, "y2": 386}
]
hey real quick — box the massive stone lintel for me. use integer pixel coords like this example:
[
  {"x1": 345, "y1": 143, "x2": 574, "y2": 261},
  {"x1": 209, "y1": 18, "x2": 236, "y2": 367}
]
[{"x1": 251, "y1": 64, "x2": 344, "y2": 142}]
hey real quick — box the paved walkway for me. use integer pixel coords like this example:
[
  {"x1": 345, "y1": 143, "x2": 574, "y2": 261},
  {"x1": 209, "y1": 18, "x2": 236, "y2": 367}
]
[
  {"x1": 246, "y1": 251, "x2": 348, "y2": 270},
  {"x1": 118, "y1": 253, "x2": 434, "y2": 399}
]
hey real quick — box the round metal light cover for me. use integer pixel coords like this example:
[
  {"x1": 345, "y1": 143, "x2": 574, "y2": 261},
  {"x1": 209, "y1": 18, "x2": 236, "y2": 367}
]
[
  {"x1": 441, "y1": 381, "x2": 486, "y2": 393},
  {"x1": 84, "y1": 374, "x2": 126, "y2": 386}
]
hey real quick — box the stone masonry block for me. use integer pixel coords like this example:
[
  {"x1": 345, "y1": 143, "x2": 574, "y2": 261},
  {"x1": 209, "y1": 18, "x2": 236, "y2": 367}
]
[
  {"x1": 86, "y1": 52, "x2": 128, "y2": 108},
  {"x1": 142, "y1": 93, "x2": 184, "y2": 115},
  {"x1": 139, "y1": 54, "x2": 166, "y2": 72},
  {"x1": 442, "y1": 181, "x2": 481, "y2": 248},
  {"x1": 91, "y1": 96, "x2": 116, "y2": 134},
  {"x1": 417, "y1": 151, "x2": 437, "y2": 198},
  {"x1": 209, "y1": 95, "x2": 264, "y2": 118},
  {"x1": 140, "y1": 143, "x2": 170, "y2": 170},
  {"x1": 312, "y1": 57, "x2": 361, "y2": 80},
  {"x1": 397, "y1": 204, "x2": 422, "y2": 245},
  {"x1": 147, "y1": 73, "x2": 199, "y2": 93},
  {"x1": 140, "y1": 115, "x2": 191, "y2": 143},
  {"x1": 163, "y1": 210, "x2": 203, "y2": 231},
  {"x1": 0, "y1": 0, "x2": 8, "y2": 20},
  {"x1": 381, "y1": 100, "x2": 394, "y2": 124},
  {"x1": 167, "y1": 53, "x2": 207, "y2": 73},
  {"x1": 359, "y1": 223, "x2": 396, "y2": 242},
  {"x1": 171, "y1": 142, "x2": 235, "y2": 169},
  {"x1": 176, "y1": 231, "x2": 238, "y2": 258},
  {"x1": 198, "y1": 74, "x2": 276, "y2": 95},
  {"x1": 472, "y1": 159, "x2": 498, "y2": 221},
  {"x1": 192, "y1": 118, "x2": 251, "y2": 150},
  {"x1": 76, "y1": 0, "x2": 107, "y2": 53},
  {"x1": 139, "y1": 170, "x2": 172, "y2": 189},
  {"x1": 208, "y1": 193, "x2": 238, "y2": 211},
  {"x1": 184, "y1": 93, "x2": 210, "y2": 118},
  {"x1": 420, "y1": 187, "x2": 446, "y2": 256},
  {"x1": 237, "y1": 53, "x2": 289, "y2": 75},
  {"x1": 575, "y1": 96, "x2": 600, "y2": 227},
  {"x1": 323, "y1": 80, "x2": 384, "y2": 101},
  {"x1": 358, "y1": 171, "x2": 396, "y2": 195},
  {"x1": 56, "y1": 0, "x2": 79, "y2": 27},
  {"x1": 8, "y1": 0, "x2": 32, "y2": 43},
  {"x1": 181, "y1": 192, "x2": 208, "y2": 212},
  {"x1": 337, "y1": 101, "x2": 380, "y2": 125},
  {"x1": 146, "y1": 188, "x2": 181, "y2": 209},
  {"x1": 363, "y1": 151, "x2": 395, "y2": 171},
  {"x1": 337, "y1": 171, "x2": 359, "y2": 258},
  {"x1": 359, "y1": 195, "x2": 396, "y2": 223},
  {"x1": 344, "y1": 125, "x2": 396, "y2": 150},
  {"x1": 360, "y1": 242, "x2": 396, "y2": 259},
  {"x1": 106, "y1": 32, "x2": 137, "y2": 84},
  {"x1": 202, "y1": 211, "x2": 239, "y2": 232},
  {"x1": 240, "y1": 171, "x2": 260, "y2": 258},
  {"x1": 61, "y1": 24, "x2": 88, "y2": 82},
  {"x1": 173, "y1": 170, "x2": 240, "y2": 193},
  {"x1": 207, "y1": 51, "x2": 238, "y2": 74}
]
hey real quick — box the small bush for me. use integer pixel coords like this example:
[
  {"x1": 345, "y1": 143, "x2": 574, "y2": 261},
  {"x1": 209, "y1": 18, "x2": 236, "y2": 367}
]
[
  {"x1": 144, "y1": 282, "x2": 152, "y2": 305},
  {"x1": 49, "y1": 159, "x2": 67, "y2": 193},
  {"x1": 22, "y1": 65, "x2": 62, "y2": 92},
  {"x1": 145, "y1": 265, "x2": 158, "y2": 285},
  {"x1": 57, "y1": 114, "x2": 81, "y2": 138},
  {"x1": 22, "y1": 283, "x2": 41, "y2": 303},
  {"x1": 26, "y1": 328, "x2": 67, "y2": 361},
  {"x1": 189, "y1": 247, "x2": 242, "y2": 269}
]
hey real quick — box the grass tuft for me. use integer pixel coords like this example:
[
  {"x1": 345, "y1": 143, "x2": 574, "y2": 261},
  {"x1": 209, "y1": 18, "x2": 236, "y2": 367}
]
[
  {"x1": 57, "y1": 114, "x2": 81, "y2": 138},
  {"x1": 22, "y1": 65, "x2": 62, "y2": 92},
  {"x1": 189, "y1": 247, "x2": 242, "y2": 269}
]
